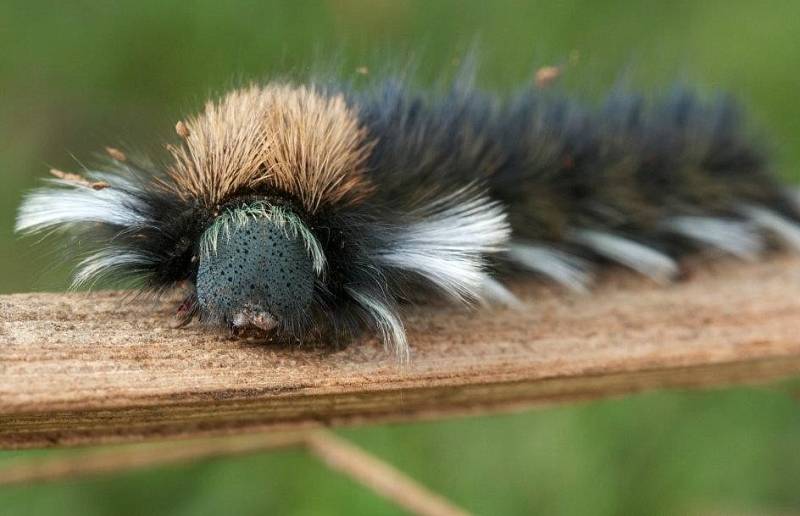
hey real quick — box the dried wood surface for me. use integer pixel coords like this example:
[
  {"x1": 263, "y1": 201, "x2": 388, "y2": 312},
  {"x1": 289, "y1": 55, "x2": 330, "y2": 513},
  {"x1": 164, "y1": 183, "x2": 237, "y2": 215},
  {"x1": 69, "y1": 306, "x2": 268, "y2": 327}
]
[{"x1": 2, "y1": 256, "x2": 800, "y2": 450}]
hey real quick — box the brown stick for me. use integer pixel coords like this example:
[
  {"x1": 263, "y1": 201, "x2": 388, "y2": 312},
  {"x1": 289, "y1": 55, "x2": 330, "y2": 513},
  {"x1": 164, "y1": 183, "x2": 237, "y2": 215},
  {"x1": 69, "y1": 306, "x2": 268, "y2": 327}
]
[
  {"x1": 306, "y1": 432, "x2": 470, "y2": 516},
  {"x1": 0, "y1": 433, "x2": 305, "y2": 486},
  {"x1": 0, "y1": 431, "x2": 471, "y2": 515},
  {"x1": 2, "y1": 257, "x2": 800, "y2": 449}
]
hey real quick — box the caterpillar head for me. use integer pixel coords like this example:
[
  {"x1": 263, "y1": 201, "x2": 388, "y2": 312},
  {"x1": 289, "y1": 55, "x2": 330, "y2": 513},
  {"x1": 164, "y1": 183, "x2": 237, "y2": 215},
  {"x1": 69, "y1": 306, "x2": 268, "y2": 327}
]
[{"x1": 195, "y1": 202, "x2": 322, "y2": 333}]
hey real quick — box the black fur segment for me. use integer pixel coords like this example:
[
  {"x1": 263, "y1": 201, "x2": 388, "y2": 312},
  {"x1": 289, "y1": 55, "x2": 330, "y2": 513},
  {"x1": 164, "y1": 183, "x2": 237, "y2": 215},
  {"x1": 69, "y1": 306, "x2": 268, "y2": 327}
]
[
  {"x1": 85, "y1": 161, "x2": 210, "y2": 291},
  {"x1": 354, "y1": 81, "x2": 790, "y2": 243}
]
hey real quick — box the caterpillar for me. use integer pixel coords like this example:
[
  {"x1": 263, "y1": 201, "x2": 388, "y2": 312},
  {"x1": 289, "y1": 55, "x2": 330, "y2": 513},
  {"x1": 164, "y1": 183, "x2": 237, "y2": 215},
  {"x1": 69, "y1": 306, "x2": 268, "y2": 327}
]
[{"x1": 16, "y1": 69, "x2": 800, "y2": 361}]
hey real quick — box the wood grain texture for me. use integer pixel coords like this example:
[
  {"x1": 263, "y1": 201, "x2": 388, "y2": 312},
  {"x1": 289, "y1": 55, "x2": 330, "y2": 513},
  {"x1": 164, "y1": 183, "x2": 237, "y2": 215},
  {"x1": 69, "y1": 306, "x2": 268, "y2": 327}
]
[{"x1": 2, "y1": 256, "x2": 800, "y2": 450}]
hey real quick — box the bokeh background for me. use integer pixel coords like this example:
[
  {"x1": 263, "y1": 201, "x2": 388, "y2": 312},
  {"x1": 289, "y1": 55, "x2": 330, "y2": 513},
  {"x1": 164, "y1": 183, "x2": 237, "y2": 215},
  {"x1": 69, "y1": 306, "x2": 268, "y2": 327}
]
[{"x1": 2, "y1": 1, "x2": 800, "y2": 514}]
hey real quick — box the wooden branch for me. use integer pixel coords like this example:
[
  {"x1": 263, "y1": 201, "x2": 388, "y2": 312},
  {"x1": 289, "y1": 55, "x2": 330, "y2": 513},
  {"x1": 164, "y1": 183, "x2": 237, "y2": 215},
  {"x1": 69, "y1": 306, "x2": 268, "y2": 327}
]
[
  {"x1": 0, "y1": 430, "x2": 471, "y2": 516},
  {"x1": 0, "y1": 432, "x2": 305, "y2": 486},
  {"x1": 2, "y1": 256, "x2": 800, "y2": 450},
  {"x1": 305, "y1": 431, "x2": 469, "y2": 516}
]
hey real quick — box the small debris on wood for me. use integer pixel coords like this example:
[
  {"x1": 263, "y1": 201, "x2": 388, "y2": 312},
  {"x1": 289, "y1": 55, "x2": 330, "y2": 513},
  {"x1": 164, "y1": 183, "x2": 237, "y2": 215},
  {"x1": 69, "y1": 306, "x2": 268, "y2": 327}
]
[
  {"x1": 49, "y1": 168, "x2": 85, "y2": 183},
  {"x1": 49, "y1": 169, "x2": 109, "y2": 190},
  {"x1": 535, "y1": 65, "x2": 563, "y2": 89},
  {"x1": 105, "y1": 147, "x2": 127, "y2": 162},
  {"x1": 175, "y1": 120, "x2": 190, "y2": 139}
]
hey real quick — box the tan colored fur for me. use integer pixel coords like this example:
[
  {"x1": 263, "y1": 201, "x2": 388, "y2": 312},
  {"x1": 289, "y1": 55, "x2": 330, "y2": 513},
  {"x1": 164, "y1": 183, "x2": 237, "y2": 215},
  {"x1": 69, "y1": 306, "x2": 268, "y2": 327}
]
[{"x1": 167, "y1": 83, "x2": 373, "y2": 211}]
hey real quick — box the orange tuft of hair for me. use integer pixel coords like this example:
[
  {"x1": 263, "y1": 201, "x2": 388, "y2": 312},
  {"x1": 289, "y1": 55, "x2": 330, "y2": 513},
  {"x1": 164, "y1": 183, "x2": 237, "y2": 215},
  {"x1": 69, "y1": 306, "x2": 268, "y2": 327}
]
[{"x1": 167, "y1": 83, "x2": 373, "y2": 211}]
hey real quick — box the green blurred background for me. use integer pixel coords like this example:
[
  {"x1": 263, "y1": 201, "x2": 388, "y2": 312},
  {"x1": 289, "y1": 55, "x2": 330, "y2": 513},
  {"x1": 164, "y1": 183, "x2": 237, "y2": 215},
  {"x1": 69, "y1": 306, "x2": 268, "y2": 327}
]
[{"x1": 2, "y1": 1, "x2": 799, "y2": 514}]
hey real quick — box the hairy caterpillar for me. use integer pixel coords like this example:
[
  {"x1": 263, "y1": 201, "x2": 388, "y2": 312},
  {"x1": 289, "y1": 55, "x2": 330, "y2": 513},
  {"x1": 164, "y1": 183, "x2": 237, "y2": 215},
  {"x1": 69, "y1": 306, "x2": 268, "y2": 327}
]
[{"x1": 16, "y1": 69, "x2": 800, "y2": 360}]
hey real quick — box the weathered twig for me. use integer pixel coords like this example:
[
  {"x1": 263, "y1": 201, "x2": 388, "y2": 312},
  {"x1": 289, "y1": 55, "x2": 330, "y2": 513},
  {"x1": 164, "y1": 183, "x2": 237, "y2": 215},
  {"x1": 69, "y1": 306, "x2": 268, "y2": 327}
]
[
  {"x1": 2, "y1": 257, "x2": 800, "y2": 449},
  {"x1": 0, "y1": 433, "x2": 305, "y2": 486},
  {"x1": 0, "y1": 431, "x2": 472, "y2": 516},
  {"x1": 306, "y1": 432, "x2": 469, "y2": 516}
]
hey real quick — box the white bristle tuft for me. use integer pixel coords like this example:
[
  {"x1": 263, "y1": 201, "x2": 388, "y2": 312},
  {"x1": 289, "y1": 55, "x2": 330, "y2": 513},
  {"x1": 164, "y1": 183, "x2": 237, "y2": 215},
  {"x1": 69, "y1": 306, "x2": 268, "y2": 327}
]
[
  {"x1": 785, "y1": 187, "x2": 800, "y2": 211},
  {"x1": 569, "y1": 229, "x2": 678, "y2": 283},
  {"x1": 16, "y1": 182, "x2": 145, "y2": 235},
  {"x1": 742, "y1": 205, "x2": 800, "y2": 252},
  {"x1": 479, "y1": 275, "x2": 523, "y2": 309},
  {"x1": 506, "y1": 243, "x2": 591, "y2": 292},
  {"x1": 374, "y1": 187, "x2": 510, "y2": 303},
  {"x1": 663, "y1": 216, "x2": 764, "y2": 260},
  {"x1": 72, "y1": 249, "x2": 154, "y2": 289},
  {"x1": 348, "y1": 289, "x2": 409, "y2": 361}
]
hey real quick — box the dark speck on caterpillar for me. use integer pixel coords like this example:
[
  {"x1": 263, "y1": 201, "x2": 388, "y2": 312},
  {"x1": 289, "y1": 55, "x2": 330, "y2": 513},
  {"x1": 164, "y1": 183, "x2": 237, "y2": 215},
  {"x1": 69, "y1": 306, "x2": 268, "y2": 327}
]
[{"x1": 15, "y1": 61, "x2": 800, "y2": 362}]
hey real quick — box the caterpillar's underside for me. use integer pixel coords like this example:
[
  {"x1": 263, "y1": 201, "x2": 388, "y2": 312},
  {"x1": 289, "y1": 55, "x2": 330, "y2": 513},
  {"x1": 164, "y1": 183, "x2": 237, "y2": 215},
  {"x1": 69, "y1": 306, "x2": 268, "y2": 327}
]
[{"x1": 16, "y1": 73, "x2": 800, "y2": 360}]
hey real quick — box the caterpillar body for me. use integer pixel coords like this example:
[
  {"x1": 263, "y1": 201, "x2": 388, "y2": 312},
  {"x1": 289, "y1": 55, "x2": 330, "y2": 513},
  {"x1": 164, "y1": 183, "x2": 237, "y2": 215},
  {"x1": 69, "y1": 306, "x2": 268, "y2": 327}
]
[{"x1": 16, "y1": 72, "x2": 800, "y2": 360}]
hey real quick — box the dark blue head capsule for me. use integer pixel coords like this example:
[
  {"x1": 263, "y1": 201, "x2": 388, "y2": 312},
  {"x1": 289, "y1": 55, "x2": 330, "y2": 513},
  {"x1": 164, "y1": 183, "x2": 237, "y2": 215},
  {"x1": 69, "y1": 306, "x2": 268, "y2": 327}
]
[{"x1": 195, "y1": 209, "x2": 315, "y2": 332}]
